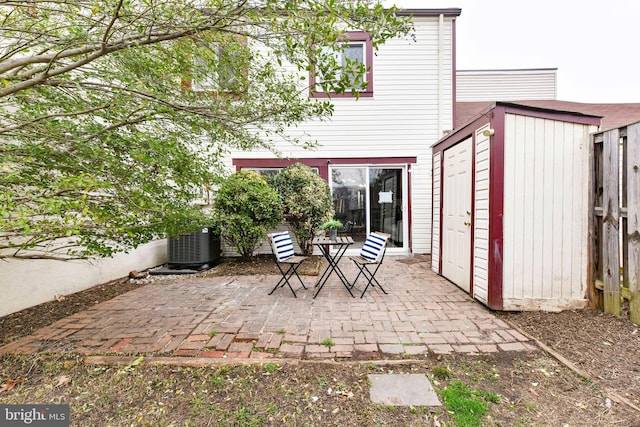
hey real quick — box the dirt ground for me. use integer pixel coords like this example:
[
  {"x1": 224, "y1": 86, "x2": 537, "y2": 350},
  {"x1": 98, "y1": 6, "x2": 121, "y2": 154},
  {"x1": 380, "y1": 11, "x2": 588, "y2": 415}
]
[{"x1": 1, "y1": 256, "x2": 640, "y2": 426}]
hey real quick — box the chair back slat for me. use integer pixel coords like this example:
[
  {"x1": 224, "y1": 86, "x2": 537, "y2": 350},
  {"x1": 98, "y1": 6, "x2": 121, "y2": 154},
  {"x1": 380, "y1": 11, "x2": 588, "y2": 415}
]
[
  {"x1": 359, "y1": 232, "x2": 390, "y2": 262},
  {"x1": 269, "y1": 231, "x2": 295, "y2": 262},
  {"x1": 267, "y1": 231, "x2": 307, "y2": 297}
]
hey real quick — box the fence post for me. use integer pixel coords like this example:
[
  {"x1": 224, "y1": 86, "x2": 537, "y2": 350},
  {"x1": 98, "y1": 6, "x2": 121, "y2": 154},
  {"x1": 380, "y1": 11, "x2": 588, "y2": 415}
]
[
  {"x1": 627, "y1": 124, "x2": 640, "y2": 324},
  {"x1": 588, "y1": 134, "x2": 600, "y2": 308},
  {"x1": 602, "y1": 129, "x2": 621, "y2": 317}
]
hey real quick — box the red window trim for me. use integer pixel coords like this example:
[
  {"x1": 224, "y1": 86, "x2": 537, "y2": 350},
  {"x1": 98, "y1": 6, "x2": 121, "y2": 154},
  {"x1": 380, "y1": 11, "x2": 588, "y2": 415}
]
[
  {"x1": 233, "y1": 157, "x2": 416, "y2": 181},
  {"x1": 309, "y1": 31, "x2": 374, "y2": 99}
]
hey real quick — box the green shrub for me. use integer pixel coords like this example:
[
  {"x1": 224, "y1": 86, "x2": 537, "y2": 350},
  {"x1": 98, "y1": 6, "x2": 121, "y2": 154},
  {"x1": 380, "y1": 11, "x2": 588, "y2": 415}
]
[
  {"x1": 212, "y1": 171, "x2": 282, "y2": 259},
  {"x1": 270, "y1": 163, "x2": 334, "y2": 255}
]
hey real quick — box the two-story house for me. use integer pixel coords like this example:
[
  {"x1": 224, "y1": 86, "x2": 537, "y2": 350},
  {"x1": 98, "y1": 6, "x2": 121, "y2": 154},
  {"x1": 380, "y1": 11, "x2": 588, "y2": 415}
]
[{"x1": 227, "y1": 8, "x2": 461, "y2": 256}]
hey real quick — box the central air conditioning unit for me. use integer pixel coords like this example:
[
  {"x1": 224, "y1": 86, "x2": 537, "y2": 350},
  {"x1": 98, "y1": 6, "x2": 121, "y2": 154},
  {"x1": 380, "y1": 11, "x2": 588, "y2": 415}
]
[{"x1": 167, "y1": 228, "x2": 221, "y2": 268}]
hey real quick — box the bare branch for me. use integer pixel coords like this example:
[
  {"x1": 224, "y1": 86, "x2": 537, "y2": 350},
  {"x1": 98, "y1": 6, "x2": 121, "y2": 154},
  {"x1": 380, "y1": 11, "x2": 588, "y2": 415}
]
[{"x1": 102, "y1": 0, "x2": 125, "y2": 46}]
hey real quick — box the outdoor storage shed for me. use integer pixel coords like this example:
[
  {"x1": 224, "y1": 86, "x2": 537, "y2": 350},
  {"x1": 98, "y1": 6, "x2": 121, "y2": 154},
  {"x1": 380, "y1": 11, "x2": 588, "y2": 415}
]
[{"x1": 431, "y1": 102, "x2": 601, "y2": 311}]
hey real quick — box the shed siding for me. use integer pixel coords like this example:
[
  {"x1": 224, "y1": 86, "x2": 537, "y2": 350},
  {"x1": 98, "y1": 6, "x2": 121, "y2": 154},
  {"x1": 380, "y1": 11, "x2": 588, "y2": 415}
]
[
  {"x1": 229, "y1": 16, "x2": 455, "y2": 254},
  {"x1": 502, "y1": 114, "x2": 592, "y2": 310},
  {"x1": 473, "y1": 126, "x2": 491, "y2": 304},
  {"x1": 431, "y1": 151, "x2": 441, "y2": 272},
  {"x1": 457, "y1": 69, "x2": 557, "y2": 102}
]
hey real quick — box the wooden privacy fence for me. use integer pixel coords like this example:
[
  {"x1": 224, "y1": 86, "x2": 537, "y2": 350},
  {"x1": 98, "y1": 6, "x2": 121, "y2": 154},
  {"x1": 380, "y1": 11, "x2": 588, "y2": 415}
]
[{"x1": 590, "y1": 122, "x2": 640, "y2": 325}]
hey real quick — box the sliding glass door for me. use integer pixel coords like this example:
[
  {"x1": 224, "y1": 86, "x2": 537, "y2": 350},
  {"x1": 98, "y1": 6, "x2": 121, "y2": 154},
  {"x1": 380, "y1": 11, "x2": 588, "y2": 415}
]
[{"x1": 330, "y1": 166, "x2": 405, "y2": 251}]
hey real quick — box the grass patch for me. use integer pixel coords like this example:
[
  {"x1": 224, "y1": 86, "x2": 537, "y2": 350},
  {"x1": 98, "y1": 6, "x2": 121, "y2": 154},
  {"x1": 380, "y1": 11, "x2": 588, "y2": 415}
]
[
  {"x1": 439, "y1": 380, "x2": 499, "y2": 427},
  {"x1": 231, "y1": 406, "x2": 264, "y2": 426},
  {"x1": 263, "y1": 363, "x2": 280, "y2": 374}
]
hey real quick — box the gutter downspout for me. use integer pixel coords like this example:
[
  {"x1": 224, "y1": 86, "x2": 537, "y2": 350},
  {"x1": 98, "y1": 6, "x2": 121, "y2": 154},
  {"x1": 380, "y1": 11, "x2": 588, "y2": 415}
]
[{"x1": 438, "y1": 13, "x2": 443, "y2": 136}]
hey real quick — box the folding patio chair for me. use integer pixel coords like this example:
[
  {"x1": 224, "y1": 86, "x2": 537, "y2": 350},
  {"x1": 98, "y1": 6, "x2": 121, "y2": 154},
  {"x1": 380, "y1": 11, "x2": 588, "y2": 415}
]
[
  {"x1": 267, "y1": 231, "x2": 308, "y2": 297},
  {"x1": 350, "y1": 232, "x2": 391, "y2": 298}
]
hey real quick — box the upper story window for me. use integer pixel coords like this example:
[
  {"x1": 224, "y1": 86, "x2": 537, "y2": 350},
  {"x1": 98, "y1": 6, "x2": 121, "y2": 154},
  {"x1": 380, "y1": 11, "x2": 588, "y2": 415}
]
[
  {"x1": 182, "y1": 34, "x2": 248, "y2": 95},
  {"x1": 310, "y1": 31, "x2": 373, "y2": 98}
]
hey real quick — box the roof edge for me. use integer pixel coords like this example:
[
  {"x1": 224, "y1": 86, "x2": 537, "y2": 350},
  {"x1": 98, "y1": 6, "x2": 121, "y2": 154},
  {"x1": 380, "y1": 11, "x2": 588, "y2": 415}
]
[
  {"x1": 433, "y1": 102, "x2": 497, "y2": 147},
  {"x1": 457, "y1": 68, "x2": 558, "y2": 74},
  {"x1": 395, "y1": 8, "x2": 462, "y2": 17},
  {"x1": 495, "y1": 101, "x2": 602, "y2": 119}
]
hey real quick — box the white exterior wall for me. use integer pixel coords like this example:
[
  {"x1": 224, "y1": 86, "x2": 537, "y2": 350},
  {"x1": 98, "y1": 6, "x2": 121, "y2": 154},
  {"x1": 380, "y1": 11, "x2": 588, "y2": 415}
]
[
  {"x1": 229, "y1": 16, "x2": 455, "y2": 254},
  {"x1": 472, "y1": 125, "x2": 491, "y2": 304},
  {"x1": 457, "y1": 69, "x2": 557, "y2": 102},
  {"x1": 0, "y1": 240, "x2": 167, "y2": 317},
  {"x1": 501, "y1": 114, "x2": 596, "y2": 310}
]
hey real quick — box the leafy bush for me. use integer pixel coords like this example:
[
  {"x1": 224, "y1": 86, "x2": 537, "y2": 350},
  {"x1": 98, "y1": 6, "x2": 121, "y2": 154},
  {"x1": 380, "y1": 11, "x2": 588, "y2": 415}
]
[
  {"x1": 270, "y1": 163, "x2": 334, "y2": 255},
  {"x1": 212, "y1": 171, "x2": 282, "y2": 259}
]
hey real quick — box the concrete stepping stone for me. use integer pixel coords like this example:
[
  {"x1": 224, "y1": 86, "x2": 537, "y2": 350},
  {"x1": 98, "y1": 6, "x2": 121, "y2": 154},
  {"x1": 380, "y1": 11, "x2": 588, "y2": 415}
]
[{"x1": 368, "y1": 374, "x2": 441, "y2": 406}]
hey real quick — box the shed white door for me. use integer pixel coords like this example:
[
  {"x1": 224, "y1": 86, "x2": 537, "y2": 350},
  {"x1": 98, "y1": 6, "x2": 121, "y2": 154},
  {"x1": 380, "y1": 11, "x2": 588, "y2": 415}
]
[{"x1": 442, "y1": 138, "x2": 473, "y2": 292}]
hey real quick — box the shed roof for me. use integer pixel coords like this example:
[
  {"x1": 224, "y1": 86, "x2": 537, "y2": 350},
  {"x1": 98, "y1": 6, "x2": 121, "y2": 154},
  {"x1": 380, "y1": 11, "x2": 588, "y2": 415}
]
[
  {"x1": 456, "y1": 100, "x2": 640, "y2": 131},
  {"x1": 435, "y1": 101, "x2": 602, "y2": 150}
]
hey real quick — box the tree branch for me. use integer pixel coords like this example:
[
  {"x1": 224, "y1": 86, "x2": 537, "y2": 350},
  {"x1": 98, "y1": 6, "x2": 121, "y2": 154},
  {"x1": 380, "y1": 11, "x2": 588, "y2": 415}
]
[
  {"x1": 102, "y1": 0, "x2": 125, "y2": 46},
  {"x1": 0, "y1": 103, "x2": 110, "y2": 135}
]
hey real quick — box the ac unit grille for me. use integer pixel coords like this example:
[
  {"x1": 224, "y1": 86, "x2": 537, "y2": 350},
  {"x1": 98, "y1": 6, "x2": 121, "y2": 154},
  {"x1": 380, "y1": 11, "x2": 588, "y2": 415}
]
[{"x1": 168, "y1": 229, "x2": 220, "y2": 267}]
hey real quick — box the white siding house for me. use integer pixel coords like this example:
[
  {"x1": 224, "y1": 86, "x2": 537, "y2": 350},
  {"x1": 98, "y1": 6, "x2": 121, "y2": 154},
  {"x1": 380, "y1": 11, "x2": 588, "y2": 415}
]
[{"x1": 228, "y1": 9, "x2": 460, "y2": 255}]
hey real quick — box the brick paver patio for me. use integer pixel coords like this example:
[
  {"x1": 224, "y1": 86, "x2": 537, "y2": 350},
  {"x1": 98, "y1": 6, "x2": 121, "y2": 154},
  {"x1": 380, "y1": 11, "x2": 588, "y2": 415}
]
[{"x1": 0, "y1": 256, "x2": 536, "y2": 359}]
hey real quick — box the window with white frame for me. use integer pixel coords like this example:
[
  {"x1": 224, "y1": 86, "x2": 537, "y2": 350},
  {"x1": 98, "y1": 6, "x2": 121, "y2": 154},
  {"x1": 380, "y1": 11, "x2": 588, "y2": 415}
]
[
  {"x1": 187, "y1": 36, "x2": 247, "y2": 94},
  {"x1": 311, "y1": 31, "x2": 373, "y2": 98}
]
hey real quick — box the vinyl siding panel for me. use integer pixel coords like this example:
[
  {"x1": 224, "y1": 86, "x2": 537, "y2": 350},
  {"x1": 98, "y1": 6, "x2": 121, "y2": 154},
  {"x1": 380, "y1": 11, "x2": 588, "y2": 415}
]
[
  {"x1": 411, "y1": 156, "x2": 433, "y2": 253},
  {"x1": 501, "y1": 114, "x2": 594, "y2": 310},
  {"x1": 473, "y1": 126, "x2": 491, "y2": 304},
  {"x1": 231, "y1": 17, "x2": 453, "y2": 159},
  {"x1": 230, "y1": 16, "x2": 455, "y2": 254},
  {"x1": 431, "y1": 151, "x2": 441, "y2": 272},
  {"x1": 457, "y1": 69, "x2": 557, "y2": 102}
]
